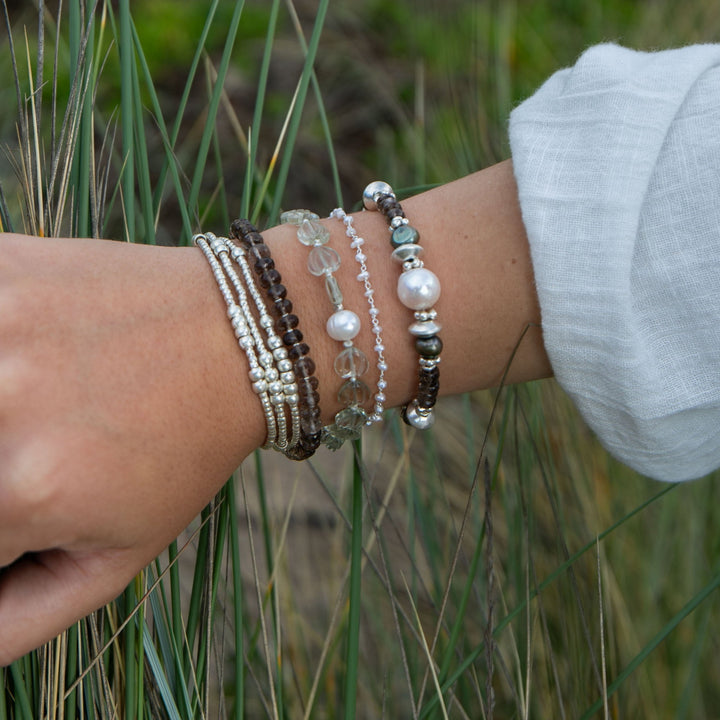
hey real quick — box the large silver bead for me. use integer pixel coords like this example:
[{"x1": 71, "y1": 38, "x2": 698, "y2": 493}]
[
  {"x1": 362, "y1": 181, "x2": 394, "y2": 210},
  {"x1": 403, "y1": 403, "x2": 435, "y2": 430},
  {"x1": 397, "y1": 267, "x2": 441, "y2": 310}
]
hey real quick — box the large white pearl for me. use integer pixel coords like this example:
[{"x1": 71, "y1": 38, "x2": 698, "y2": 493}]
[
  {"x1": 327, "y1": 309, "x2": 361, "y2": 341},
  {"x1": 397, "y1": 267, "x2": 441, "y2": 310}
]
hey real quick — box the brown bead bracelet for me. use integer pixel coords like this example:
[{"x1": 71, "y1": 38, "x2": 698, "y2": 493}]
[{"x1": 230, "y1": 218, "x2": 323, "y2": 460}]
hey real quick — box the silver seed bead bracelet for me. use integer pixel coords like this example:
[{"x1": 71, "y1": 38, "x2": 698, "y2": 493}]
[
  {"x1": 194, "y1": 232, "x2": 279, "y2": 448},
  {"x1": 362, "y1": 181, "x2": 442, "y2": 430},
  {"x1": 281, "y1": 209, "x2": 371, "y2": 450}
]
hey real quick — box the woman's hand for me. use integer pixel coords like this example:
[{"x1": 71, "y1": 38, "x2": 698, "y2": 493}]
[{"x1": 0, "y1": 234, "x2": 263, "y2": 665}]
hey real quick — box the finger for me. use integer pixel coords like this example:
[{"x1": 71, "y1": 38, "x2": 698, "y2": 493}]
[{"x1": 0, "y1": 548, "x2": 135, "y2": 666}]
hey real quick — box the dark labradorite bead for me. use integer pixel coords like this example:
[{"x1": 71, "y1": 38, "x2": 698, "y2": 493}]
[
  {"x1": 277, "y1": 313, "x2": 299, "y2": 331},
  {"x1": 416, "y1": 386, "x2": 438, "y2": 408},
  {"x1": 260, "y1": 268, "x2": 282, "y2": 288},
  {"x1": 267, "y1": 283, "x2": 287, "y2": 301},
  {"x1": 288, "y1": 342, "x2": 310, "y2": 360},
  {"x1": 293, "y1": 356, "x2": 316, "y2": 378},
  {"x1": 248, "y1": 242, "x2": 272, "y2": 260},
  {"x1": 272, "y1": 297, "x2": 293, "y2": 316},
  {"x1": 390, "y1": 224, "x2": 419, "y2": 248},
  {"x1": 386, "y1": 207, "x2": 405, "y2": 221},
  {"x1": 415, "y1": 334, "x2": 443, "y2": 358},
  {"x1": 282, "y1": 329, "x2": 303, "y2": 346},
  {"x1": 230, "y1": 218, "x2": 252, "y2": 238},
  {"x1": 254, "y1": 256, "x2": 275, "y2": 273}
]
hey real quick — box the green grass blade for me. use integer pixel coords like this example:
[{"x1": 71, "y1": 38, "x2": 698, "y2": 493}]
[
  {"x1": 227, "y1": 476, "x2": 246, "y2": 719},
  {"x1": 579, "y1": 569, "x2": 720, "y2": 720},
  {"x1": 142, "y1": 623, "x2": 183, "y2": 720},
  {"x1": 118, "y1": 0, "x2": 134, "y2": 242},
  {"x1": 343, "y1": 437, "x2": 364, "y2": 720},
  {"x1": 268, "y1": 0, "x2": 329, "y2": 223},
  {"x1": 187, "y1": 0, "x2": 246, "y2": 215}
]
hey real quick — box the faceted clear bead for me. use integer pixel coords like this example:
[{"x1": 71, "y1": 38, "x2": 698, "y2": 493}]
[
  {"x1": 297, "y1": 218, "x2": 330, "y2": 246},
  {"x1": 334, "y1": 346, "x2": 370, "y2": 378},
  {"x1": 325, "y1": 275, "x2": 344, "y2": 306},
  {"x1": 280, "y1": 208, "x2": 319, "y2": 225},
  {"x1": 338, "y1": 378, "x2": 371, "y2": 406},
  {"x1": 307, "y1": 245, "x2": 341, "y2": 276}
]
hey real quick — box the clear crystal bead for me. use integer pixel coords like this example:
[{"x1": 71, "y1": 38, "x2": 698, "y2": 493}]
[
  {"x1": 334, "y1": 346, "x2": 370, "y2": 378},
  {"x1": 297, "y1": 218, "x2": 330, "y2": 246},
  {"x1": 335, "y1": 405, "x2": 368, "y2": 431},
  {"x1": 307, "y1": 245, "x2": 340, "y2": 276},
  {"x1": 338, "y1": 378, "x2": 371, "y2": 406},
  {"x1": 280, "y1": 208, "x2": 319, "y2": 225},
  {"x1": 325, "y1": 274, "x2": 344, "y2": 306}
]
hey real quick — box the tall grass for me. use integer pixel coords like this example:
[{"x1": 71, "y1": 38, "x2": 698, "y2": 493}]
[{"x1": 2, "y1": 0, "x2": 720, "y2": 718}]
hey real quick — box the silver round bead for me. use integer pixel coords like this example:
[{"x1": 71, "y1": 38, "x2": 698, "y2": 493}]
[
  {"x1": 277, "y1": 358, "x2": 293, "y2": 373},
  {"x1": 273, "y1": 346, "x2": 289, "y2": 361},
  {"x1": 248, "y1": 367, "x2": 265, "y2": 382},
  {"x1": 252, "y1": 380, "x2": 268, "y2": 394},
  {"x1": 238, "y1": 335, "x2": 254, "y2": 350},
  {"x1": 404, "y1": 403, "x2": 435, "y2": 430},
  {"x1": 285, "y1": 393, "x2": 299, "y2": 406},
  {"x1": 281, "y1": 371, "x2": 295, "y2": 385},
  {"x1": 362, "y1": 181, "x2": 394, "y2": 210},
  {"x1": 268, "y1": 380, "x2": 283, "y2": 395},
  {"x1": 397, "y1": 267, "x2": 441, "y2": 310},
  {"x1": 265, "y1": 368, "x2": 279, "y2": 382},
  {"x1": 259, "y1": 351, "x2": 274, "y2": 367},
  {"x1": 270, "y1": 393, "x2": 285, "y2": 406},
  {"x1": 267, "y1": 336, "x2": 282, "y2": 350}
]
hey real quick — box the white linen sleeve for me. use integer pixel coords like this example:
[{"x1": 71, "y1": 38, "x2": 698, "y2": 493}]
[{"x1": 509, "y1": 43, "x2": 720, "y2": 482}]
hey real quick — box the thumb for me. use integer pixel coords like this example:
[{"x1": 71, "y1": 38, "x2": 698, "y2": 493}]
[{"x1": 0, "y1": 548, "x2": 136, "y2": 666}]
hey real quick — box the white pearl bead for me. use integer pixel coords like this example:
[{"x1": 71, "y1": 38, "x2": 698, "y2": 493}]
[
  {"x1": 326, "y1": 309, "x2": 361, "y2": 341},
  {"x1": 397, "y1": 267, "x2": 441, "y2": 310}
]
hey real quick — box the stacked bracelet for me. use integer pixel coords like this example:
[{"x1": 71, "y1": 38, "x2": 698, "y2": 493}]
[
  {"x1": 281, "y1": 209, "x2": 371, "y2": 450},
  {"x1": 362, "y1": 181, "x2": 442, "y2": 430},
  {"x1": 194, "y1": 232, "x2": 286, "y2": 449},
  {"x1": 230, "y1": 218, "x2": 322, "y2": 460}
]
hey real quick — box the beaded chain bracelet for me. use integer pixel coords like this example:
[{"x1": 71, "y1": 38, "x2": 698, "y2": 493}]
[
  {"x1": 362, "y1": 181, "x2": 442, "y2": 430},
  {"x1": 230, "y1": 218, "x2": 322, "y2": 460},
  {"x1": 194, "y1": 232, "x2": 280, "y2": 449},
  {"x1": 281, "y1": 209, "x2": 371, "y2": 450},
  {"x1": 329, "y1": 207, "x2": 388, "y2": 425}
]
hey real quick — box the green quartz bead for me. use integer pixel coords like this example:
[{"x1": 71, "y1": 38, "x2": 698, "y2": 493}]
[
  {"x1": 280, "y1": 208, "x2": 319, "y2": 225},
  {"x1": 335, "y1": 405, "x2": 368, "y2": 431},
  {"x1": 338, "y1": 378, "x2": 371, "y2": 406},
  {"x1": 390, "y1": 224, "x2": 419, "y2": 248}
]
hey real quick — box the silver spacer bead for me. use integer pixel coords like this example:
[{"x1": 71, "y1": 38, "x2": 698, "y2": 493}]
[
  {"x1": 415, "y1": 309, "x2": 438, "y2": 322},
  {"x1": 390, "y1": 215, "x2": 409, "y2": 229},
  {"x1": 391, "y1": 244, "x2": 424, "y2": 264},
  {"x1": 419, "y1": 357, "x2": 441, "y2": 369},
  {"x1": 408, "y1": 319, "x2": 443, "y2": 337},
  {"x1": 362, "y1": 181, "x2": 394, "y2": 210}
]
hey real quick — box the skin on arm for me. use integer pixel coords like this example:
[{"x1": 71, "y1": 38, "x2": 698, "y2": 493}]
[{"x1": 0, "y1": 158, "x2": 550, "y2": 664}]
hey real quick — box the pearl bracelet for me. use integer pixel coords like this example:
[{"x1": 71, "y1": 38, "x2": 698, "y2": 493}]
[
  {"x1": 281, "y1": 209, "x2": 371, "y2": 449},
  {"x1": 329, "y1": 207, "x2": 388, "y2": 425},
  {"x1": 230, "y1": 218, "x2": 323, "y2": 460},
  {"x1": 362, "y1": 181, "x2": 442, "y2": 430}
]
